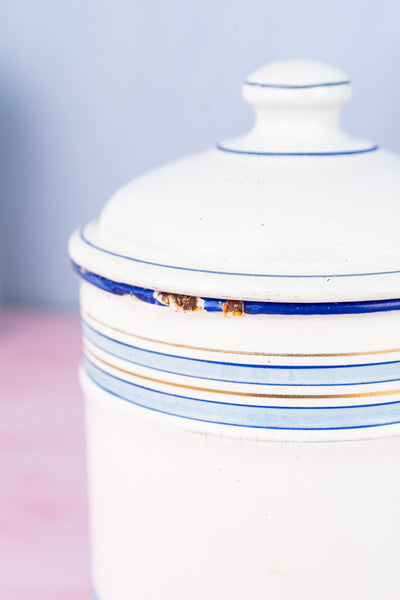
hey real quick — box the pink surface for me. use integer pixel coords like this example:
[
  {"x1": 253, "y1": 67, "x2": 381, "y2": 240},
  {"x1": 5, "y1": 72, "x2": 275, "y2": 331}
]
[{"x1": 0, "y1": 309, "x2": 90, "y2": 600}]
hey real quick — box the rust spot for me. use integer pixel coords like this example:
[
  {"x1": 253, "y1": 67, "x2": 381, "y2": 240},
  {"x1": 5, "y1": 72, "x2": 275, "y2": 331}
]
[
  {"x1": 223, "y1": 300, "x2": 244, "y2": 317},
  {"x1": 156, "y1": 292, "x2": 172, "y2": 306},
  {"x1": 156, "y1": 292, "x2": 204, "y2": 312}
]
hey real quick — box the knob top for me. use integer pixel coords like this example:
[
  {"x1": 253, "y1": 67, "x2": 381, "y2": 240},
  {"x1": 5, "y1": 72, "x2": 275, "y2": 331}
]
[
  {"x1": 245, "y1": 59, "x2": 350, "y2": 88},
  {"x1": 218, "y1": 59, "x2": 376, "y2": 155}
]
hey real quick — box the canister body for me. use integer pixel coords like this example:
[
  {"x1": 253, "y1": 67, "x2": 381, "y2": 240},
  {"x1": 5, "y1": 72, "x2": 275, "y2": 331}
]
[{"x1": 80, "y1": 281, "x2": 400, "y2": 599}]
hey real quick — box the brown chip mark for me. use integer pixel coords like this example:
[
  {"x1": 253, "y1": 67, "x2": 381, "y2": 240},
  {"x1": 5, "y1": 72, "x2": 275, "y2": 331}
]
[
  {"x1": 156, "y1": 292, "x2": 203, "y2": 312},
  {"x1": 223, "y1": 300, "x2": 244, "y2": 317}
]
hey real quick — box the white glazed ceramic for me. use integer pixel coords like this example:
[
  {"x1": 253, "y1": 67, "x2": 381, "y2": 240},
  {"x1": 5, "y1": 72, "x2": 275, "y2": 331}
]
[{"x1": 69, "y1": 60, "x2": 400, "y2": 600}]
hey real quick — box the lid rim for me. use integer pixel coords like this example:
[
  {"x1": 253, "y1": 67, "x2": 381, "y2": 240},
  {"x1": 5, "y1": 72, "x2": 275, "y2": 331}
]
[
  {"x1": 78, "y1": 224, "x2": 400, "y2": 280},
  {"x1": 69, "y1": 226, "x2": 400, "y2": 304},
  {"x1": 72, "y1": 261, "x2": 400, "y2": 316}
]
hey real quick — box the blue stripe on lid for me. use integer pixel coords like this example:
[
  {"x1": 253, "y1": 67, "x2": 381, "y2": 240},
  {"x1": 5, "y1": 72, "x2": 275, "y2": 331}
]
[{"x1": 72, "y1": 261, "x2": 400, "y2": 316}]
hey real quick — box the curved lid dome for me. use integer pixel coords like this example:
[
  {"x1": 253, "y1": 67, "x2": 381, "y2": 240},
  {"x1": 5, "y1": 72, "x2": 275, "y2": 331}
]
[{"x1": 69, "y1": 59, "x2": 400, "y2": 303}]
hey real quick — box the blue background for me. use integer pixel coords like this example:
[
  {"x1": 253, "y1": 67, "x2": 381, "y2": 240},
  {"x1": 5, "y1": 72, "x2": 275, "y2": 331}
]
[{"x1": 2, "y1": 0, "x2": 400, "y2": 309}]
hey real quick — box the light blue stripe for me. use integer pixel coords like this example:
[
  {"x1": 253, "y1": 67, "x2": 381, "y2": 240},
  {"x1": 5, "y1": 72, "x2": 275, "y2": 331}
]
[
  {"x1": 83, "y1": 358, "x2": 400, "y2": 430},
  {"x1": 83, "y1": 321, "x2": 400, "y2": 387}
]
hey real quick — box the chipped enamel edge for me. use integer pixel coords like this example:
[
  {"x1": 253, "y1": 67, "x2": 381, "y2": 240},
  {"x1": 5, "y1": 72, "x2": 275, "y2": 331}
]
[{"x1": 72, "y1": 261, "x2": 400, "y2": 316}]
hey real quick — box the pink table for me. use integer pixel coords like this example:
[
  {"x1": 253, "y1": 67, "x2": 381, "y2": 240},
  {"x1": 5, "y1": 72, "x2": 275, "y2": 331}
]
[{"x1": 0, "y1": 309, "x2": 90, "y2": 600}]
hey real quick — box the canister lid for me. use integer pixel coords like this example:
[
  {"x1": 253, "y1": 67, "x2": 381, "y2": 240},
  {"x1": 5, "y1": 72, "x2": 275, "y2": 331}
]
[{"x1": 69, "y1": 59, "x2": 400, "y2": 303}]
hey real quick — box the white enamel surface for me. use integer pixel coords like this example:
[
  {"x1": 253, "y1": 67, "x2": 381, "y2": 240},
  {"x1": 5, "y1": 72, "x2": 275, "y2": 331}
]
[
  {"x1": 86, "y1": 387, "x2": 400, "y2": 600},
  {"x1": 70, "y1": 146, "x2": 400, "y2": 302},
  {"x1": 80, "y1": 284, "x2": 400, "y2": 598},
  {"x1": 69, "y1": 59, "x2": 400, "y2": 302}
]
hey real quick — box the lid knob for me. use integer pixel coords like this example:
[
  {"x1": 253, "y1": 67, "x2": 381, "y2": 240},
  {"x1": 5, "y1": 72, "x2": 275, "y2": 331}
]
[{"x1": 218, "y1": 59, "x2": 377, "y2": 156}]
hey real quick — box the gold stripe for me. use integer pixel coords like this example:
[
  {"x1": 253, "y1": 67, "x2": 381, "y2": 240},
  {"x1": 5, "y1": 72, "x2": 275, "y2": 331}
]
[
  {"x1": 82, "y1": 310, "x2": 400, "y2": 359},
  {"x1": 84, "y1": 343, "x2": 400, "y2": 401}
]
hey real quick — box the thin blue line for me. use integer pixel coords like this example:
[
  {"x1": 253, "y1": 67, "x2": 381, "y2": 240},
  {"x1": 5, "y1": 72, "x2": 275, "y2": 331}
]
[
  {"x1": 78, "y1": 227, "x2": 400, "y2": 279},
  {"x1": 244, "y1": 80, "x2": 351, "y2": 89},
  {"x1": 83, "y1": 360, "x2": 400, "y2": 431},
  {"x1": 83, "y1": 320, "x2": 400, "y2": 370},
  {"x1": 217, "y1": 144, "x2": 380, "y2": 157}
]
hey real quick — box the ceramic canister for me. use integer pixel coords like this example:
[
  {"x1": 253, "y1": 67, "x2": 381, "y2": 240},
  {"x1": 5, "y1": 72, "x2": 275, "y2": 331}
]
[{"x1": 69, "y1": 60, "x2": 400, "y2": 600}]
